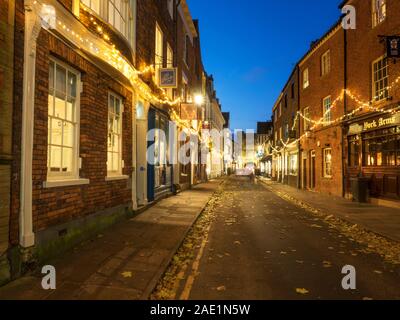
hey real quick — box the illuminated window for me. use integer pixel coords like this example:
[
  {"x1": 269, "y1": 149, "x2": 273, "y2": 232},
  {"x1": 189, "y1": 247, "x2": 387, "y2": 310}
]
[
  {"x1": 108, "y1": 0, "x2": 130, "y2": 39},
  {"x1": 363, "y1": 127, "x2": 400, "y2": 167},
  {"x1": 107, "y1": 93, "x2": 123, "y2": 175},
  {"x1": 155, "y1": 23, "x2": 163, "y2": 84},
  {"x1": 321, "y1": 50, "x2": 331, "y2": 76},
  {"x1": 81, "y1": 0, "x2": 134, "y2": 44},
  {"x1": 303, "y1": 107, "x2": 311, "y2": 131},
  {"x1": 373, "y1": 56, "x2": 389, "y2": 101},
  {"x1": 81, "y1": 0, "x2": 100, "y2": 15},
  {"x1": 48, "y1": 59, "x2": 80, "y2": 180},
  {"x1": 323, "y1": 148, "x2": 332, "y2": 178},
  {"x1": 303, "y1": 68, "x2": 309, "y2": 89},
  {"x1": 372, "y1": 0, "x2": 386, "y2": 27},
  {"x1": 166, "y1": 43, "x2": 174, "y2": 99},
  {"x1": 323, "y1": 96, "x2": 332, "y2": 125},
  {"x1": 289, "y1": 154, "x2": 298, "y2": 175}
]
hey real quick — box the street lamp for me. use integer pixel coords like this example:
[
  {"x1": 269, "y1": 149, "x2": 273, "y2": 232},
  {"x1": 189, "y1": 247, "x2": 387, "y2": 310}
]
[{"x1": 194, "y1": 94, "x2": 204, "y2": 105}]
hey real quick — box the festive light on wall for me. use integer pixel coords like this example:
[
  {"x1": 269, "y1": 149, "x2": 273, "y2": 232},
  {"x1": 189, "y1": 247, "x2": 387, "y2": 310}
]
[{"x1": 32, "y1": 0, "x2": 181, "y2": 108}]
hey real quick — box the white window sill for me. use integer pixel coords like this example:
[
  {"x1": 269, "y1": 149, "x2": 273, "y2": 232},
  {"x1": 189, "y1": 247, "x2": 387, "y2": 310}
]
[
  {"x1": 43, "y1": 178, "x2": 90, "y2": 189},
  {"x1": 105, "y1": 175, "x2": 129, "y2": 182}
]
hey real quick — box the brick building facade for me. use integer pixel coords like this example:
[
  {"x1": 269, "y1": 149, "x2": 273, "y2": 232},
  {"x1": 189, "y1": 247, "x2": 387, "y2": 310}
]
[
  {"x1": 342, "y1": 0, "x2": 400, "y2": 204},
  {"x1": 272, "y1": 0, "x2": 400, "y2": 204},
  {"x1": 298, "y1": 24, "x2": 346, "y2": 197},
  {"x1": 272, "y1": 67, "x2": 300, "y2": 188},
  {"x1": 1, "y1": 0, "x2": 224, "y2": 285}
]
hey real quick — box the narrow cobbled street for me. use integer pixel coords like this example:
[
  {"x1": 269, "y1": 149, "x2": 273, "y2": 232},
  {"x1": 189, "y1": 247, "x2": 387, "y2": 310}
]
[{"x1": 153, "y1": 176, "x2": 400, "y2": 300}]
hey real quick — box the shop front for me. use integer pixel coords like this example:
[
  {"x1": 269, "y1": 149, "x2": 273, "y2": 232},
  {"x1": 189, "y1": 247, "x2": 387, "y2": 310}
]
[
  {"x1": 147, "y1": 107, "x2": 173, "y2": 202},
  {"x1": 346, "y1": 112, "x2": 400, "y2": 201}
]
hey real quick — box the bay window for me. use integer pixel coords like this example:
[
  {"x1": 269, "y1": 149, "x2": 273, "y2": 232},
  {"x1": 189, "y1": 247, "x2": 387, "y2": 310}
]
[
  {"x1": 48, "y1": 59, "x2": 80, "y2": 180},
  {"x1": 81, "y1": 0, "x2": 134, "y2": 44},
  {"x1": 81, "y1": 0, "x2": 100, "y2": 15}
]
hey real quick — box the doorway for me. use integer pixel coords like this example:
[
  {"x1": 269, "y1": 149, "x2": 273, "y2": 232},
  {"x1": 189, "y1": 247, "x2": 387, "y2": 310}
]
[
  {"x1": 310, "y1": 150, "x2": 316, "y2": 189},
  {"x1": 302, "y1": 158, "x2": 307, "y2": 189}
]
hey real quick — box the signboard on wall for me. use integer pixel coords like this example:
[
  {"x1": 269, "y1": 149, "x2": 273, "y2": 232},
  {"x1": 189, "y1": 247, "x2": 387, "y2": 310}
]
[
  {"x1": 180, "y1": 103, "x2": 198, "y2": 121},
  {"x1": 387, "y1": 36, "x2": 400, "y2": 58},
  {"x1": 362, "y1": 113, "x2": 400, "y2": 132},
  {"x1": 159, "y1": 68, "x2": 177, "y2": 88}
]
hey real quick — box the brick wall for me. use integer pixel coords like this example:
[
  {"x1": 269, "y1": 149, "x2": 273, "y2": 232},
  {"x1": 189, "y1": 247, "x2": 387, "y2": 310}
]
[
  {"x1": 32, "y1": 31, "x2": 133, "y2": 232},
  {"x1": 10, "y1": 0, "x2": 134, "y2": 242},
  {"x1": 343, "y1": 0, "x2": 400, "y2": 198},
  {"x1": 299, "y1": 26, "x2": 345, "y2": 197},
  {"x1": 346, "y1": 0, "x2": 400, "y2": 113}
]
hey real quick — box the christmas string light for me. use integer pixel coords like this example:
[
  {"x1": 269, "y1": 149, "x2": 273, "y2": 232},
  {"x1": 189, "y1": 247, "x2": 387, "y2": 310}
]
[{"x1": 33, "y1": 0, "x2": 181, "y2": 107}]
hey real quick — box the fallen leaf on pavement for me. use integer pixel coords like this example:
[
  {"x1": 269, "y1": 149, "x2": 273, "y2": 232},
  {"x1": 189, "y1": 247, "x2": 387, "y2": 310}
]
[
  {"x1": 216, "y1": 286, "x2": 226, "y2": 292},
  {"x1": 121, "y1": 271, "x2": 133, "y2": 278},
  {"x1": 323, "y1": 261, "x2": 332, "y2": 268},
  {"x1": 310, "y1": 224, "x2": 323, "y2": 229},
  {"x1": 296, "y1": 288, "x2": 309, "y2": 295}
]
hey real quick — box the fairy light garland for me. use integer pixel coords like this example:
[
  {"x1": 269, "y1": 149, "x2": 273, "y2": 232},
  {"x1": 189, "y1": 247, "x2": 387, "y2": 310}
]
[
  {"x1": 33, "y1": 0, "x2": 182, "y2": 108},
  {"x1": 271, "y1": 74, "x2": 400, "y2": 155}
]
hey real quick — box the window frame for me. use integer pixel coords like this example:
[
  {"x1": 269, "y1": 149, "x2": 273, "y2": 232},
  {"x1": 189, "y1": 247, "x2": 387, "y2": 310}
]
[
  {"x1": 167, "y1": 0, "x2": 174, "y2": 19},
  {"x1": 372, "y1": 0, "x2": 387, "y2": 28},
  {"x1": 289, "y1": 153, "x2": 298, "y2": 176},
  {"x1": 155, "y1": 23, "x2": 164, "y2": 85},
  {"x1": 107, "y1": 92, "x2": 124, "y2": 177},
  {"x1": 372, "y1": 55, "x2": 389, "y2": 102},
  {"x1": 303, "y1": 107, "x2": 311, "y2": 131},
  {"x1": 81, "y1": 0, "x2": 135, "y2": 46},
  {"x1": 303, "y1": 68, "x2": 309, "y2": 89},
  {"x1": 321, "y1": 50, "x2": 331, "y2": 76},
  {"x1": 47, "y1": 58, "x2": 81, "y2": 181},
  {"x1": 323, "y1": 148, "x2": 333, "y2": 178},
  {"x1": 362, "y1": 127, "x2": 400, "y2": 167},
  {"x1": 323, "y1": 95, "x2": 332, "y2": 125}
]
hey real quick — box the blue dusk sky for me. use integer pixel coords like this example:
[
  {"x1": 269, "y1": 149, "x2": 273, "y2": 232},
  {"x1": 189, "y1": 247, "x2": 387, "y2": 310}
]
[{"x1": 187, "y1": 0, "x2": 342, "y2": 131}]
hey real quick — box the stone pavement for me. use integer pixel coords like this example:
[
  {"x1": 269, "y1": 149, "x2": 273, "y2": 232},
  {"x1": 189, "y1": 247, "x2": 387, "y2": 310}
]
[
  {"x1": 258, "y1": 178, "x2": 400, "y2": 243},
  {"x1": 0, "y1": 180, "x2": 222, "y2": 300}
]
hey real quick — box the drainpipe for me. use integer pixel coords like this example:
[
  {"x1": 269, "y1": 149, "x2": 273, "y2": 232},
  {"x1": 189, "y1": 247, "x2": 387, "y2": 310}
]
[
  {"x1": 342, "y1": 28, "x2": 348, "y2": 198},
  {"x1": 19, "y1": 0, "x2": 42, "y2": 248}
]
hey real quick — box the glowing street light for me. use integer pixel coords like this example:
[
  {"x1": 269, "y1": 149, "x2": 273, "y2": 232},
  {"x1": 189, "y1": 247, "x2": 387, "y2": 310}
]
[{"x1": 194, "y1": 94, "x2": 204, "y2": 105}]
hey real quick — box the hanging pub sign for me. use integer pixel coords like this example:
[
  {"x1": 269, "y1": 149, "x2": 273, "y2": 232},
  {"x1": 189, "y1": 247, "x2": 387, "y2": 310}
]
[
  {"x1": 180, "y1": 103, "x2": 199, "y2": 121},
  {"x1": 387, "y1": 36, "x2": 400, "y2": 58},
  {"x1": 159, "y1": 68, "x2": 178, "y2": 88}
]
